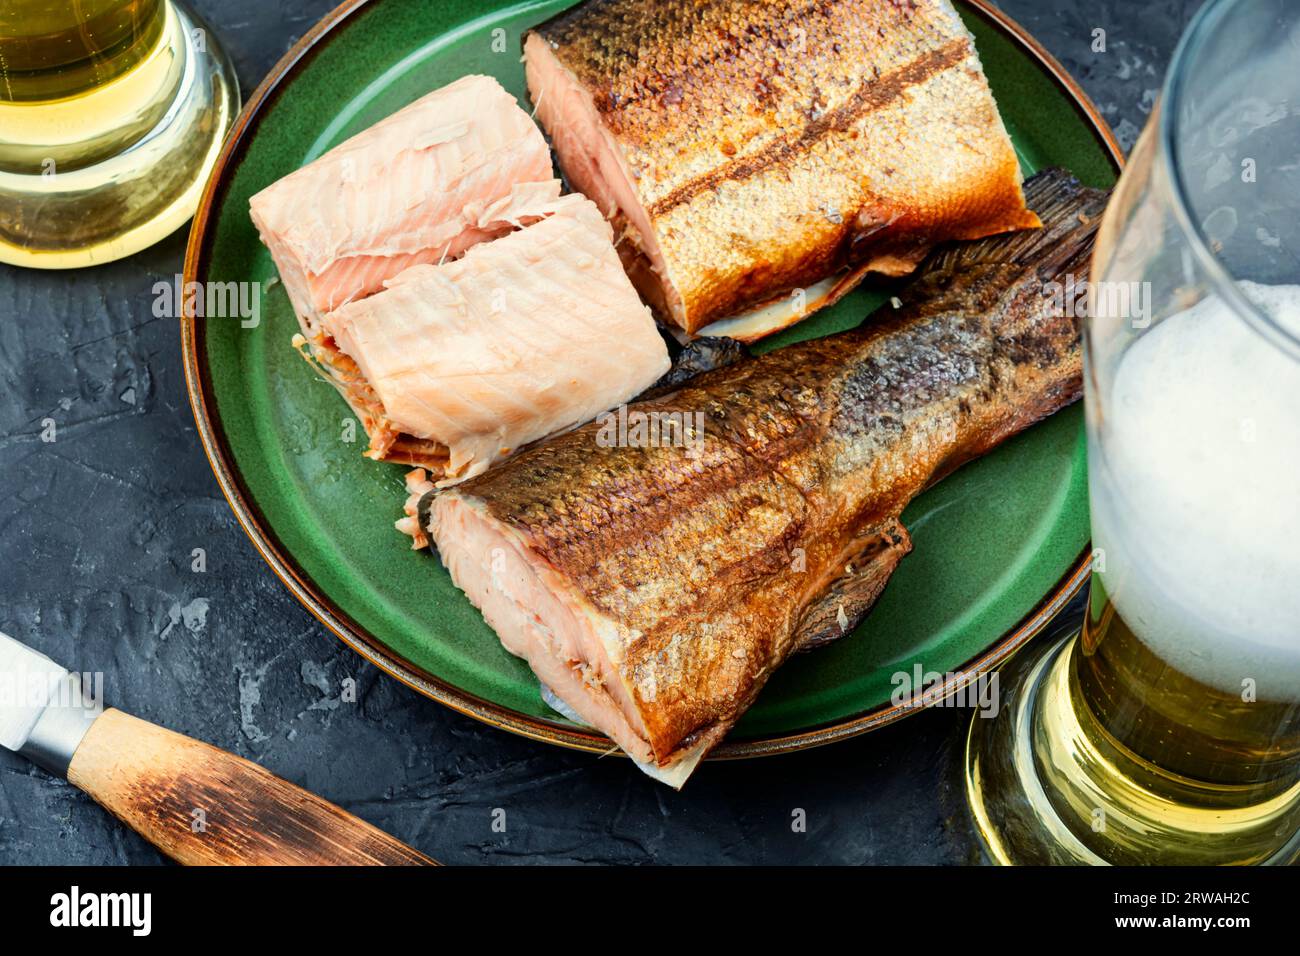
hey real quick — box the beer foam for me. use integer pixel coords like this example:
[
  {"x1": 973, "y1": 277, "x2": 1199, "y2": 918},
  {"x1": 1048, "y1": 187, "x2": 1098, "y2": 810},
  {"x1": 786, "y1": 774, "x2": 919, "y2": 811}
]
[{"x1": 1089, "y1": 281, "x2": 1300, "y2": 700}]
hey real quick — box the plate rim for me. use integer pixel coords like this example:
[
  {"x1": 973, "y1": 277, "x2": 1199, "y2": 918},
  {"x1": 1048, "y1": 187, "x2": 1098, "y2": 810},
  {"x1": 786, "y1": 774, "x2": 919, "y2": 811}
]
[{"x1": 181, "y1": 0, "x2": 1123, "y2": 760}]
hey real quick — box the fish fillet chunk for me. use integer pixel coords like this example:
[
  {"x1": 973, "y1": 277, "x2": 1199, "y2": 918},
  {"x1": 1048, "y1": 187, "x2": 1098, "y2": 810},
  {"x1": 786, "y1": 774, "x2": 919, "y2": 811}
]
[
  {"x1": 408, "y1": 170, "x2": 1107, "y2": 785},
  {"x1": 318, "y1": 192, "x2": 670, "y2": 484},
  {"x1": 524, "y1": 0, "x2": 1040, "y2": 338},
  {"x1": 250, "y1": 74, "x2": 554, "y2": 332}
]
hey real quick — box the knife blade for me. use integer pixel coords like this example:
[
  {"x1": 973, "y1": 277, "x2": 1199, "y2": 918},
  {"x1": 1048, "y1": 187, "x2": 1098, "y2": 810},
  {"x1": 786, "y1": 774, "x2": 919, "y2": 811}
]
[
  {"x1": 0, "y1": 631, "x2": 434, "y2": 866},
  {"x1": 0, "y1": 632, "x2": 100, "y2": 776}
]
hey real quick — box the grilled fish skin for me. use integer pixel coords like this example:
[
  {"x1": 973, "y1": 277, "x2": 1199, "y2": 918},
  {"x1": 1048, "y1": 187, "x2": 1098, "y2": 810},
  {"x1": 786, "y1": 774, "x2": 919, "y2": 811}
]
[
  {"x1": 419, "y1": 169, "x2": 1107, "y2": 784},
  {"x1": 524, "y1": 0, "x2": 1039, "y2": 338}
]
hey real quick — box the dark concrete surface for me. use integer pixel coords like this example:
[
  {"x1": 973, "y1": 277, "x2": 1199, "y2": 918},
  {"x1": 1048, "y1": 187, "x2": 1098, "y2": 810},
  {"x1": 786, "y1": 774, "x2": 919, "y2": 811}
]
[{"x1": 0, "y1": 0, "x2": 1194, "y2": 865}]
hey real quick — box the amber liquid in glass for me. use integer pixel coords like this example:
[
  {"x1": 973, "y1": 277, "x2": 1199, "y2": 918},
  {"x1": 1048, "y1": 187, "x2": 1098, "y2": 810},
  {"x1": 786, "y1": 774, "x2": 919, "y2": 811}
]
[
  {"x1": 0, "y1": 0, "x2": 238, "y2": 268},
  {"x1": 0, "y1": 0, "x2": 166, "y2": 103},
  {"x1": 1076, "y1": 576, "x2": 1300, "y2": 798}
]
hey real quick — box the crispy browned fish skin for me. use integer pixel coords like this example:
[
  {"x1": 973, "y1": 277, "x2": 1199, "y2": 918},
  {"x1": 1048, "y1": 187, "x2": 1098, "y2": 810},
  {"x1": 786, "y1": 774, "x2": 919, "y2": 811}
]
[
  {"x1": 527, "y1": 0, "x2": 1040, "y2": 334},
  {"x1": 436, "y1": 169, "x2": 1106, "y2": 770}
]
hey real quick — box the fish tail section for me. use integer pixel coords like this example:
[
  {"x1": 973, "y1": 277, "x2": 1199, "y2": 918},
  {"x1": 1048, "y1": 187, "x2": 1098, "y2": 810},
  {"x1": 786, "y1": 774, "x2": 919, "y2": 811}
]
[{"x1": 920, "y1": 167, "x2": 1108, "y2": 279}]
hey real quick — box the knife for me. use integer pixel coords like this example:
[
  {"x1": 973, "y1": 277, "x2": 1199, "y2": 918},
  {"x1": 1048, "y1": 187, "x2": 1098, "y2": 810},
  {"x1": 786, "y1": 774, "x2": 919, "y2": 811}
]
[{"x1": 0, "y1": 631, "x2": 434, "y2": 865}]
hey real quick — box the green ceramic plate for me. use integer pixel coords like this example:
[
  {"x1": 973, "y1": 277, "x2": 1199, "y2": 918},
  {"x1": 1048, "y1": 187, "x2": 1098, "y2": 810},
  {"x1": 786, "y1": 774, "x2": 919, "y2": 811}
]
[{"x1": 183, "y1": 0, "x2": 1121, "y2": 757}]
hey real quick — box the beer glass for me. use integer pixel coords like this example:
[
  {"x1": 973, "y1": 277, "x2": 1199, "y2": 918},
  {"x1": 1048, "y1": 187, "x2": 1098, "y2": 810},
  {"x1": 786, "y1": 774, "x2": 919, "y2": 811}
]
[
  {"x1": 966, "y1": 0, "x2": 1300, "y2": 865},
  {"x1": 0, "y1": 1, "x2": 238, "y2": 268}
]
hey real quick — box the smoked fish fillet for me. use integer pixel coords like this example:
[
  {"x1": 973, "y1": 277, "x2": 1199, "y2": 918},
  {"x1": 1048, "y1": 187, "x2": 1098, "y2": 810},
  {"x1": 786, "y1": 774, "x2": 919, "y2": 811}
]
[
  {"x1": 250, "y1": 75, "x2": 553, "y2": 333},
  {"x1": 315, "y1": 192, "x2": 670, "y2": 485},
  {"x1": 524, "y1": 0, "x2": 1039, "y2": 339},
  {"x1": 406, "y1": 169, "x2": 1106, "y2": 785}
]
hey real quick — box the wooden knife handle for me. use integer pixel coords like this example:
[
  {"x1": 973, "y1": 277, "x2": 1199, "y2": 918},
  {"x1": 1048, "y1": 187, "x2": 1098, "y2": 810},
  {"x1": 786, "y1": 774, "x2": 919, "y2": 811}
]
[{"x1": 66, "y1": 709, "x2": 434, "y2": 866}]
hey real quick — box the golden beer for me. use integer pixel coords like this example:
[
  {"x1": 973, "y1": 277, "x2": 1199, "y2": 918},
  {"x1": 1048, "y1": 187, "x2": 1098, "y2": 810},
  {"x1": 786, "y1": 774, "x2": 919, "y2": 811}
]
[
  {"x1": 967, "y1": 281, "x2": 1300, "y2": 864},
  {"x1": 1078, "y1": 580, "x2": 1300, "y2": 793},
  {"x1": 0, "y1": 0, "x2": 166, "y2": 103},
  {"x1": 965, "y1": 0, "x2": 1300, "y2": 866},
  {"x1": 0, "y1": 0, "x2": 237, "y2": 267}
]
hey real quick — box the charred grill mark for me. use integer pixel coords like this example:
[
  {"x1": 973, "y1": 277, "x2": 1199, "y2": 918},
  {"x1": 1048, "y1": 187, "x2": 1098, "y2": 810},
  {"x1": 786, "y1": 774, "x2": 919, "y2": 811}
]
[
  {"x1": 491, "y1": 432, "x2": 769, "y2": 569},
  {"x1": 644, "y1": 37, "x2": 971, "y2": 218},
  {"x1": 537, "y1": 0, "x2": 854, "y2": 112}
]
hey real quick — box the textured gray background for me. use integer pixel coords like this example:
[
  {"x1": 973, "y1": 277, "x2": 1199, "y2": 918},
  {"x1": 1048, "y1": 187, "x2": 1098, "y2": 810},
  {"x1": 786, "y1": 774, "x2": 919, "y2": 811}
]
[{"x1": 0, "y1": 0, "x2": 1193, "y2": 865}]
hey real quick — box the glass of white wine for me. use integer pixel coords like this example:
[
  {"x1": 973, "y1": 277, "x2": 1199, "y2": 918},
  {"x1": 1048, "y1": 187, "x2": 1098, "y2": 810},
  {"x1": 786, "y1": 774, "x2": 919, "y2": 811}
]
[
  {"x1": 0, "y1": 0, "x2": 239, "y2": 268},
  {"x1": 966, "y1": 0, "x2": 1300, "y2": 865}
]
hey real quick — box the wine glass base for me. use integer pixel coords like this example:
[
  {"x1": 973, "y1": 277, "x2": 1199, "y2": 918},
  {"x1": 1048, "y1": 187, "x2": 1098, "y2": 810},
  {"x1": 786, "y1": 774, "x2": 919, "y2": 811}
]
[
  {"x1": 965, "y1": 630, "x2": 1300, "y2": 865},
  {"x1": 0, "y1": 2, "x2": 239, "y2": 269}
]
